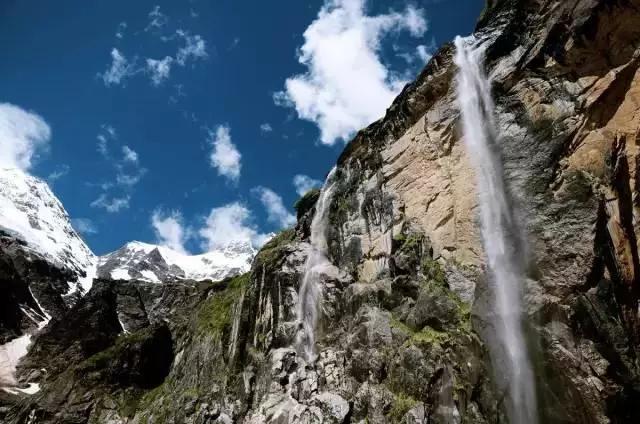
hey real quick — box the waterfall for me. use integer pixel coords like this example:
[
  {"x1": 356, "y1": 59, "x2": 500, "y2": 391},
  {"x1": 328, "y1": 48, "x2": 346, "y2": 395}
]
[
  {"x1": 296, "y1": 167, "x2": 337, "y2": 362},
  {"x1": 454, "y1": 36, "x2": 538, "y2": 424}
]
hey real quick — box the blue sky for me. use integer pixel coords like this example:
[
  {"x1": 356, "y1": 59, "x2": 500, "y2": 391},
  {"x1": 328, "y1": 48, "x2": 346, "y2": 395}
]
[{"x1": 0, "y1": 0, "x2": 482, "y2": 255}]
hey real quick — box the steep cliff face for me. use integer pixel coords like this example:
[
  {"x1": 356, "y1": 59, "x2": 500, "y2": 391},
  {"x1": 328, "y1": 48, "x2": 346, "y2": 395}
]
[{"x1": 3, "y1": 0, "x2": 640, "y2": 423}]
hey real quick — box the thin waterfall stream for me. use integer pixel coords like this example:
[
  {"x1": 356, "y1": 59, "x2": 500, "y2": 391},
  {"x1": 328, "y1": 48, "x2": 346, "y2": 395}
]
[
  {"x1": 296, "y1": 167, "x2": 337, "y2": 362},
  {"x1": 454, "y1": 36, "x2": 538, "y2": 424}
]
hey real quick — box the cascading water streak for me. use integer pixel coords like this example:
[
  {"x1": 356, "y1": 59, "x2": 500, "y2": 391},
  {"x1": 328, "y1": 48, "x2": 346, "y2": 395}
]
[
  {"x1": 296, "y1": 167, "x2": 337, "y2": 362},
  {"x1": 454, "y1": 36, "x2": 538, "y2": 424}
]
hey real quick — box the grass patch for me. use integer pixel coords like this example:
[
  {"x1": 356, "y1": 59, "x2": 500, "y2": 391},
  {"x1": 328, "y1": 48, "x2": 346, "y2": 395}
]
[
  {"x1": 421, "y1": 258, "x2": 446, "y2": 285},
  {"x1": 196, "y1": 273, "x2": 250, "y2": 337},
  {"x1": 255, "y1": 228, "x2": 296, "y2": 269},
  {"x1": 411, "y1": 326, "x2": 451, "y2": 347},
  {"x1": 387, "y1": 392, "x2": 419, "y2": 423},
  {"x1": 81, "y1": 328, "x2": 151, "y2": 371}
]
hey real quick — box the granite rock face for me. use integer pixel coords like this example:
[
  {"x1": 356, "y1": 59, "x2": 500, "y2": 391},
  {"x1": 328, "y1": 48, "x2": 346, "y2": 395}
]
[{"x1": 2, "y1": 0, "x2": 640, "y2": 423}]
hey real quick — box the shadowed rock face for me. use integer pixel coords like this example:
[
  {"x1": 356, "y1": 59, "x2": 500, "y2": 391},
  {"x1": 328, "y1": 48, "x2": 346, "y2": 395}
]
[{"x1": 2, "y1": 1, "x2": 640, "y2": 423}]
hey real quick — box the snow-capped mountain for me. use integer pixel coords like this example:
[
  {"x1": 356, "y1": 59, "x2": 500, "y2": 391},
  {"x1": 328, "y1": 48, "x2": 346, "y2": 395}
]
[
  {"x1": 97, "y1": 240, "x2": 256, "y2": 283},
  {"x1": 0, "y1": 168, "x2": 96, "y2": 293}
]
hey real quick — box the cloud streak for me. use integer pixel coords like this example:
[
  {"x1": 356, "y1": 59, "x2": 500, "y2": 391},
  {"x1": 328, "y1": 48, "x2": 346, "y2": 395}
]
[{"x1": 253, "y1": 187, "x2": 296, "y2": 228}]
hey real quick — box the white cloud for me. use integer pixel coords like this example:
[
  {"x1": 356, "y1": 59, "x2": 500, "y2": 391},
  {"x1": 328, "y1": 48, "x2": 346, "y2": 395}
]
[
  {"x1": 99, "y1": 48, "x2": 136, "y2": 86},
  {"x1": 72, "y1": 218, "x2": 98, "y2": 235},
  {"x1": 104, "y1": 124, "x2": 116, "y2": 138},
  {"x1": 176, "y1": 30, "x2": 207, "y2": 66},
  {"x1": 47, "y1": 164, "x2": 70, "y2": 183},
  {"x1": 146, "y1": 56, "x2": 173, "y2": 85},
  {"x1": 208, "y1": 125, "x2": 241, "y2": 183},
  {"x1": 293, "y1": 174, "x2": 322, "y2": 196},
  {"x1": 122, "y1": 145, "x2": 139, "y2": 163},
  {"x1": 275, "y1": 0, "x2": 427, "y2": 145},
  {"x1": 115, "y1": 170, "x2": 145, "y2": 187},
  {"x1": 199, "y1": 202, "x2": 270, "y2": 250},
  {"x1": 403, "y1": 5, "x2": 428, "y2": 36},
  {"x1": 97, "y1": 124, "x2": 117, "y2": 158},
  {"x1": 0, "y1": 103, "x2": 51, "y2": 170},
  {"x1": 260, "y1": 123, "x2": 273, "y2": 133},
  {"x1": 253, "y1": 187, "x2": 296, "y2": 228},
  {"x1": 151, "y1": 209, "x2": 190, "y2": 254},
  {"x1": 91, "y1": 127, "x2": 145, "y2": 212},
  {"x1": 146, "y1": 5, "x2": 168, "y2": 32},
  {"x1": 416, "y1": 44, "x2": 433, "y2": 63},
  {"x1": 90, "y1": 194, "x2": 130, "y2": 213},
  {"x1": 115, "y1": 21, "x2": 127, "y2": 39}
]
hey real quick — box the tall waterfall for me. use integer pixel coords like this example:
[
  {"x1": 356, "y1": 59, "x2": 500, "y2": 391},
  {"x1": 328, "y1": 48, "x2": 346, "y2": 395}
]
[
  {"x1": 296, "y1": 167, "x2": 337, "y2": 362},
  {"x1": 454, "y1": 37, "x2": 538, "y2": 424}
]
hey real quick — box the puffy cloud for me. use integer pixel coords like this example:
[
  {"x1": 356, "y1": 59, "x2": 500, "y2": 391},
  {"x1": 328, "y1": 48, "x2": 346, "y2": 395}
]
[
  {"x1": 293, "y1": 174, "x2": 322, "y2": 196},
  {"x1": 199, "y1": 202, "x2": 271, "y2": 250},
  {"x1": 121, "y1": 145, "x2": 139, "y2": 163},
  {"x1": 253, "y1": 187, "x2": 296, "y2": 228},
  {"x1": 151, "y1": 209, "x2": 190, "y2": 254},
  {"x1": 259, "y1": 123, "x2": 273, "y2": 133},
  {"x1": 71, "y1": 218, "x2": 98, "y2": 235},
  {"x1": 403, "y1": 5, "x2": 428, "y2": 36},
  {"x1": 275, "y1": 0, "x2": 427, "y2": 145},
  {"x1": 90, "y1": 194, "x2": 130, "y2": 213},
  {"x1": 176, "y1": 30, "x2": 207, "y2": 65},
  {"x1": 0, "y1": 103, "x2": 51, "y2": 171},
  {"x1": 146, "y1": 56, "x2": 173, "y2": 85},
  {"x1": 208, "y1": 125, "x2": 241, "y2": 183},
  {"x1": 99, "y1": 48, "x2": 137, "y2": 86}
]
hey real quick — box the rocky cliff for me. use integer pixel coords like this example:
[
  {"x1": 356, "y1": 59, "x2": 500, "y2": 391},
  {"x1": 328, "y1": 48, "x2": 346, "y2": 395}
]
[{"x1": 3, "y1": 0, "x2": 640, "y2": 423}]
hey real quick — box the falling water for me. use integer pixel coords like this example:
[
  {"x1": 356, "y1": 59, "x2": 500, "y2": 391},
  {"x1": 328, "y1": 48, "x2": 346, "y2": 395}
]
[
  {"x1": 296, "y1": 167, "x2": 337, "y2": 362},
  {"x1": 454, "y1": 36, "x2": 538, "y2": 424}
]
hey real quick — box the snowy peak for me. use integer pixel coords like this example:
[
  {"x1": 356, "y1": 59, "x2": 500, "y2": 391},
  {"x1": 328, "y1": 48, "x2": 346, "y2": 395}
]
[
  {"x1": 97, "y1": 240, "x2": 256, "y2": 283},
  {"x1": 0, "y1": 168, "x2": 96, "y2": 279}
]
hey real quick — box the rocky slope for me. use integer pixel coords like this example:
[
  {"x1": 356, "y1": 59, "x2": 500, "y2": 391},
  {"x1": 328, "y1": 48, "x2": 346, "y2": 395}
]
[
  {"x1": 0, "y1": 168, "x2": 96, "y2": 393},
  {"x1": 3, "y1": 0, "x2": 640, "y2": 423}
]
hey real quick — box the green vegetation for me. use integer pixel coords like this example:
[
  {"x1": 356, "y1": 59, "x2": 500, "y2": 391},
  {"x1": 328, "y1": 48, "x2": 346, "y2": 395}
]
[
  {"x1": 118, "y1": 390, "x2": 143, "y2": 418},
  {"x1": 293, "y1": 188, "x2": 321, "y2": 219},
  {"x1": 411, "y1": 326, "x2": 451, "y2": 347},
  {"x1": 421, "y1": 258, "x2": 446, "y2": 285},
  {"x1": 81, "y1": 328, "x2": 151, "y2": 371},
  {"x1": 255, "y1": 228, "x2": 296, "y2": 269},
  {"x1": 392, "y1": 314, "x2": 452, "y2": 347},
  {"x1": 387, "y1": 392, "x2": 419, "y2": 422},
  {"x1": 196, "y1": 273, "x2": 250, "y2": 337}
]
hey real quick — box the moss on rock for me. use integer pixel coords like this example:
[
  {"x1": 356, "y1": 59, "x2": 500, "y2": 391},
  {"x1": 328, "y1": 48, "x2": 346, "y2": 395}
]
[
  {"x1": 387, "y1": 392, "x2": 419, "y2": 423},
  {"x1": 196, "y1": 273, "x2": 250, "y2": 337},
  {"x1": 294, "y1": 188, "x2": 321, "y2": 220},
  {"x1": 254, "y1": 228, "x2": 296, "y2": 271}
]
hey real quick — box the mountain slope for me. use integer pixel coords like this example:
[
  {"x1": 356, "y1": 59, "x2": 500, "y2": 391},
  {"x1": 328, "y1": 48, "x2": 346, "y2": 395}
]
[
  {"x1": 97, "y1": 240, "x2": 256, "y2": 283},
  {"x1": 0, "y1": 168, "x2": 95, "y2": 284}
]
